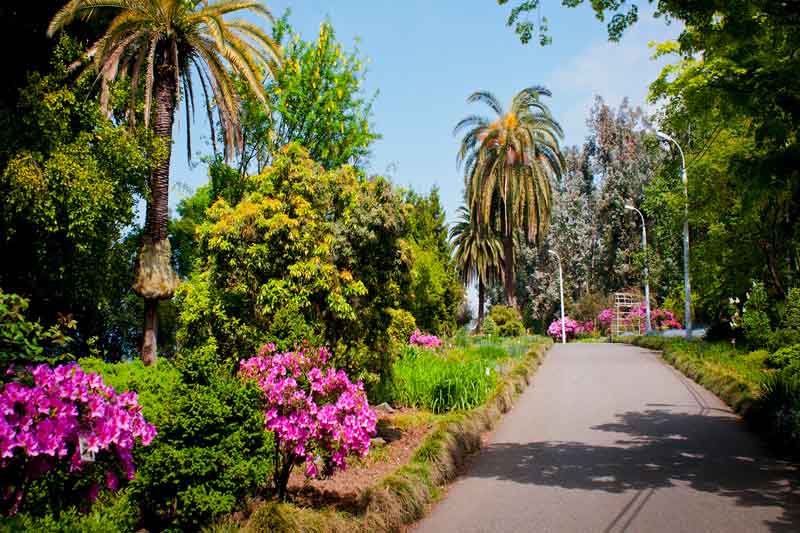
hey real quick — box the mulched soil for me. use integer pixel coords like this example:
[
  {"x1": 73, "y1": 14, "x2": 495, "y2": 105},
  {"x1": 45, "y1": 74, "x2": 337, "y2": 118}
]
[{"x1": 286, "y1": 409, "x2": 433, "y2": 513}]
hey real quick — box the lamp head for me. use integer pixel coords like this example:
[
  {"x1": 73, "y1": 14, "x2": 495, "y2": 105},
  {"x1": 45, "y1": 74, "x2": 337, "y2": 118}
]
[
  {"x1": 656, "y1": 131, "x2": 672, "y2": 142},
  {"x1": 624, "y1": 204, "x2": 634, "y2": 211}
]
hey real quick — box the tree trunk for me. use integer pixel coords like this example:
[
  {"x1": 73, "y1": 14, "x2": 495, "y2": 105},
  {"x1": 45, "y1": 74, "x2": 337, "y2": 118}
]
[
  {"x1": 142, "y1": 300, "x2": 158, "y2": 366},
  {"x1": 503, "y1": 233, "x2": 516, "y2": 309},
  {"x1": 138, "y1": 50, "x2": 179, "y2": 365},
  {"x1": 477, "y1": 279, "x2": 486, "y2": 331}
]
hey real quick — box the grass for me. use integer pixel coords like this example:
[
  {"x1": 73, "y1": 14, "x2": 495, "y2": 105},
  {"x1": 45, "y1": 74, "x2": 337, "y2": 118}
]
[{"x1": 391, "y1": 336, "x2": 547, "y2": 413}]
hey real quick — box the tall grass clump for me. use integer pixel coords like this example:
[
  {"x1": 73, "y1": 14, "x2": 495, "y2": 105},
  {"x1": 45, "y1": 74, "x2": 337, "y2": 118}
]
[{"x1": 391, "y1": 347, "x2": 495, "y2": 413}]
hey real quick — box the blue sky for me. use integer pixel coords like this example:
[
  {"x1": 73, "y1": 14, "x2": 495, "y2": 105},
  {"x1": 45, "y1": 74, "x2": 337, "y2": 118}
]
[{"x1": 169, "y1": 1, "x2": 680, "y2": 223}]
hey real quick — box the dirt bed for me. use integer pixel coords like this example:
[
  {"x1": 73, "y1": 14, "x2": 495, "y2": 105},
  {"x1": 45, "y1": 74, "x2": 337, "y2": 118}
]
[{"x1": 287, "y1": 410, "x2": 433, "y2": 512}]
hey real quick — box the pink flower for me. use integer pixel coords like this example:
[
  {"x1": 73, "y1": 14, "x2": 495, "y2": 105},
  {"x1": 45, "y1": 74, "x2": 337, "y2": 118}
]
[{"x1": 239, "y1": 345, "x2": 377, "y2": 481}]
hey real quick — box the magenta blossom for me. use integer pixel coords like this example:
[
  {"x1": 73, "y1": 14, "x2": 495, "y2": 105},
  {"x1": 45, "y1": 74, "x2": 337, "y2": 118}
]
[
  {"x1": 240, "y1": 345, "x2": 377, "y2": 500},
  {"x1": 0, "y1": 363, "x2": 156, "y2": 514},
  {"x1": 547, "y1": 317, "x2": 581, "y2": 341},
  {"x1": 409, "y1": 329, "x2": 442, "y2": 349}
]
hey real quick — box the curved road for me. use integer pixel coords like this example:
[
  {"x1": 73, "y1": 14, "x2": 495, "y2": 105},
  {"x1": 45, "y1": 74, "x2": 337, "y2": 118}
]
[{"x1": 416, "y1": 343, "x2": 800, "y2": 532}]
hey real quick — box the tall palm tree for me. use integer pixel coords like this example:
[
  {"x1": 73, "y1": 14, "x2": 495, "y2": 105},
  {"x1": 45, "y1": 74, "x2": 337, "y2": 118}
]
[
  {"x1": 48, "y1": 0, "x2": 281, "y2": 364},
  {"x1": 455, "y1": 87, "x2": 564, "y2": 308},
  {"x1": 449, "y1": 205, "x2": 503, "y2": 330}
]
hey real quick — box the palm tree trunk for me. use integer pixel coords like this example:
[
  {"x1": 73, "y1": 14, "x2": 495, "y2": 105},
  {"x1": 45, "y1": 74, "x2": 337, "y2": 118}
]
[
  {"x1": 138, "y1": 54, "x2": 178, "y2": 365},
  {"x1": 477, "y1": 279, "x2": 486, "y2": 331},
  {"x1": 503, "y1": 234, "x2": 516, "y2": 308}
]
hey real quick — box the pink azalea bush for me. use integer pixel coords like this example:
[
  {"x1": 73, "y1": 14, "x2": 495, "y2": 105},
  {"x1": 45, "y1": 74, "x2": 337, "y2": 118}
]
[
  {"x1": 597, "y1": 308, "x2": 614, "y2": 333},
  {"x1": 239, "y1": 344, "x2": 377, "y2": 500},
  {"x1": 0, "y1": 363, "x2": 157, "y2": 514},
  {"x1": 597, "y1": 305, "x2": 682, "y2": 334},
  {"x1": 547, "y1": 317, "x2": 581, "y2": 341},
  {"x1": 409, "y1": 329, "x2": 442, "y2": 349}
]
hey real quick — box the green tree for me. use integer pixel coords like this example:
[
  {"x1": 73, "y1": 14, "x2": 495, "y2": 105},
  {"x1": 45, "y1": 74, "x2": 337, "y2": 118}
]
[
  {"x1": 450, "y1": 205, "x2": 503, "y2": 330},
  {"x1": 0, "y1": 40, "x2": 155, "y2": 358},
  {"x1": 455, "y1": 87, "x2": 564, "y2": 308},
  {"x1": 234, "y1": 16, "x2": 378, "y2": 173},
  {"x1": 176, "y1": 144, "x2": 410, "y2": 387},
  {"x1": 403, "y1": 189, "x2": 464, "y2": 335},
  {"x1": 48, "y1": 0, "x2": 281, "y2": 364}
]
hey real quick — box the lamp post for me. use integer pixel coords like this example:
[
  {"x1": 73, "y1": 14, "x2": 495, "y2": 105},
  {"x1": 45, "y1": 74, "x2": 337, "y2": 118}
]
[
  {"x1": 656, "y1": 131, "x2": 692, "y2": 339},
  {"x1": 625, "y1": 204, "x2": 652, "y2": 334},
  {"x1": 549, "y1": 250, "x2": 566, "y2": 344}
]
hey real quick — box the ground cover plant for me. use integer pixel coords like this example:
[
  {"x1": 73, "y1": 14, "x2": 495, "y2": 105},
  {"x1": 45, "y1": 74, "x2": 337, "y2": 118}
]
[{"x1": 390, "y1": 336, "x2": 544, "y2": 413}]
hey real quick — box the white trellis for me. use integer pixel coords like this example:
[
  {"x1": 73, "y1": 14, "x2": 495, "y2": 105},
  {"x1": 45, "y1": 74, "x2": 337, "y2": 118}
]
[{"x1": 612, "y1": 292, "x2": 641, "y2": 337}]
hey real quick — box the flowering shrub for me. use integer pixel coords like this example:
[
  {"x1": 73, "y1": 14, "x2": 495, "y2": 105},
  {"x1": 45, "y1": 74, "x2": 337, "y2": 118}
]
[
  {"x1": 597, "y1": 308, "x2": 614, "y2": 333},
  {"x1": 409, "y1": 329, "x2": 442, "y2": 349},
  {"x1": 239, "y1": 344, "x2": 377, "y2": 500},
  {"x1": 547, "y1": 317, "x2": 581, "y2": 341},
  {"x1": 0, "y1": 363, "x2": 157, "y2": 515},
  {"x1": 597, "y1": 306, "x2": 682, "y2": 334}
]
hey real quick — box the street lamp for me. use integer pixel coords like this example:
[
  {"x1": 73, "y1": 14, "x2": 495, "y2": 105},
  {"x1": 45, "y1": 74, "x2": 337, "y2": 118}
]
[
  {"x1": 625, "y1": 204, "x2": 652, "y2": 334},
  {"x1": 549, "y1": 250, "x2": 566, "y2": 344},
  {"x1": 656, "y1": 130, "x2": 692, "y2": 339}
]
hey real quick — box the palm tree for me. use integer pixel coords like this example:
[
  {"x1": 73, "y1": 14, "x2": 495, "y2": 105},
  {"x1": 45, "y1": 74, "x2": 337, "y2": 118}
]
[
  {"x1": 449, "y1": 205, "x2": 503, "y2": 330},
  {"x1": 48, "y1": 0, "x2": 281, "y2": 364},
  {"x1": 455, "y1": 87, "x2": 563, "y2": 309}
]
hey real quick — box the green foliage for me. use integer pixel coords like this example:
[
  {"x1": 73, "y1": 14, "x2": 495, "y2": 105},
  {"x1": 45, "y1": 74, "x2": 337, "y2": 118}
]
[
  {"x1": 403, "y1": 189, "x2": 463, "y2": 336},
  {"x1": 570, "y1": 291, "x2": 611, "y2": 323},
  {"x1": 0, "y1": 490, "x2": 138, "y2": 533},
  {"x1": 0, "y1": 38, "x2": 155, "y2": 358},
  {"x1": 387, "y1": 308, "x2": 417, "y2": 350},
  {"x1": 391, "y1": 347, "x2": 496, "y2": 413},
  {"x1": 499, "y1": 0, "x2": 641, "y2": 45},
  {"x1": 769, "y1": 329, "x2": 800, "y2": 353},
  {"x1": 482, "y1": 316, "x2": 498, "y2": 337},
  {"x1": 235, "y1": 16, "x2": 378, "y2": 172},
  {"x1": 497, "y1": 320, "x2": 525, "y2": 338},
  {"x1": 782, "y1": 288, "x2": 800, "y2": 333},
  {"x1": 767, "y1": 345, "x2": 800, "y2": 371},
  {"x1": 488, "y1": 305, "x2": 524, "y2": 336},
  {"x1": 177, "y1": 145, "x2": 409, "y2": 386},
  {"x1": 0, "y1": 291, "x2": 75, "y2": 367},
  {"x1": 742, "y1": 280, "x2": 773, "y2": 349},
  {"x1": 753, "y1": 367, "x2": 800, "y2": 454},
  {"x1": 84, "y1": 354, "x2": 272, "y2": 531}
]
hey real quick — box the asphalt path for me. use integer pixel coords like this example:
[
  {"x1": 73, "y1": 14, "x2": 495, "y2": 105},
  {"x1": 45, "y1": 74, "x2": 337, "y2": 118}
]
[{"x1": 416, "y1": 343, "x2": 800, "y2": 532}]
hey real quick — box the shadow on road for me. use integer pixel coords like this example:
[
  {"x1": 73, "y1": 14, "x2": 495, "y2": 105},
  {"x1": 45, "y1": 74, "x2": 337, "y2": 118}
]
[{"x1": 468, "y1": 409, "x2": 800, "y2": 532}]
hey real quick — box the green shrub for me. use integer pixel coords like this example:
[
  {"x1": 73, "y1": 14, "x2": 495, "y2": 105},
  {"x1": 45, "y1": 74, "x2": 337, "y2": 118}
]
[
  {"x1": 752, "y1": 366, "x2": 800, "y2": 453},
  {"x1": 481, "y1": 316, "x2": 498, "y2": 336},
  {"x1": 391, "y1": 348, "x2": 495, "y2": 413},
  {"x1": 497, "y1": 320, "x2": 524, "y2": 337},
  {"x1": 742, "y1": 349, "x2": 770, "y2": 367},
  {"x1": 742, "y1": 280, "x2": 772, "y2": 349},
  {"x1": 769, "y1": 328, "x2": 800, "y2": 352},
  {"x1": 782, "y1": 287, "x2": 800, "y2": 332},
  {"x1": 0, "y1": 291, "x2": 75, "y2": 366},
  {"x1": 0, "y1": 490, "x2": 138, "y2": 533},
  {"x1": 767, "y1": 344, "x2": 800, "y2": 370},
  {"x1": 387, "y1": 308, "x2": 417, "y2": 350},
  {"x1": 489, "y1": 305, "x2": 519, "y2": 328},
  {"x1": 87, "y1": 353, "x2": 272, "y2": 531}
]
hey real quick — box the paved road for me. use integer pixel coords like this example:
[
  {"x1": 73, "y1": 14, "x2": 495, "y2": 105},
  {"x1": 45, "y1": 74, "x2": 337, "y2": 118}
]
[{"x1": 416, "y1": 343, "x2": 800, "y2": 532}]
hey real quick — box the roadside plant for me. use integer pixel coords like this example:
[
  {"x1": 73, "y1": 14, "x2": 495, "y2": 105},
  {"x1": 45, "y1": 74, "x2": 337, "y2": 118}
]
[
  {"x1": 409, "y1": 330, "x2": 443, "y2": 349},
  {"x1": 239, "y1": 344, "x2": 377, "y2": 501},
  {"x1": 742, "y1": 280, "x2": 772, "y2": 349},
  {"x1": 547, "y1": 317, "x2": 580, "y2": 341},
  {"x1": 597, "y1": 308, "x2": 614, "y2": 333},
  {"x1": 0, "y1": 363, "x2": 156, "y2": 515}
]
